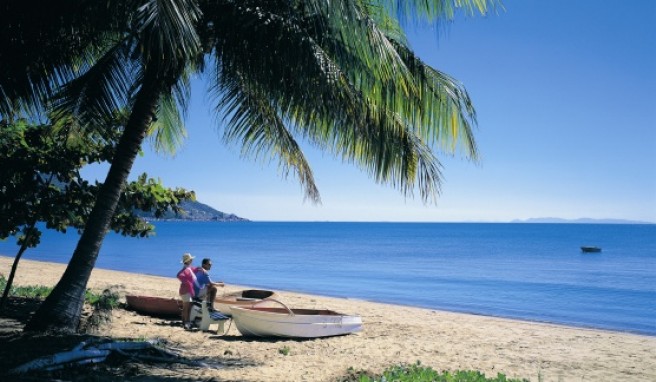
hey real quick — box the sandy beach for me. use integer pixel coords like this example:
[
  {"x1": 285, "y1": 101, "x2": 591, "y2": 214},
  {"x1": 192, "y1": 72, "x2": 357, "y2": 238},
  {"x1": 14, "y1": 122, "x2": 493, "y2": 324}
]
[{"x1": 1, "y1": 256, "x2": 654, "y2": 381}]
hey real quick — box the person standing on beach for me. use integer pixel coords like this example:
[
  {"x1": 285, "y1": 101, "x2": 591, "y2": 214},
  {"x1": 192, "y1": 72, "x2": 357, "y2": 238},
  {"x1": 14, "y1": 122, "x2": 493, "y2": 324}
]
[
  {"x1": 194, "y1": 258, "x2": 225, "y2": 310},
  {"x1": 177, "y1": 253, "x2": 200, "y2": 329}
]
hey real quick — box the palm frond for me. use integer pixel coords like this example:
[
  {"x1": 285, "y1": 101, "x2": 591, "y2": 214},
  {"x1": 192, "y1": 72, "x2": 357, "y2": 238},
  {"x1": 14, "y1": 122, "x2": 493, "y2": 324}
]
[
  {"x1": 147, "y1": 91, "x2": 188, "y2": 155},
  {"x1": 0, "y1": 0, "x2": 138, "y2": 120},
  {"x1": 146, "y1": 62, "x2": 195, "y2": 154},
  {"x1": 50, "y1": 39, "x2": 136, "y2": 127},
  {"x1": 362, "y1": 2, "x2": 409, "y2": 45},
  {"x1": 207, "y1": 0, "x2": 448, "y2": 201},
  {"x1": 389, "y1": 40, "x2": 479, "y2": 160},
  {"x1": 217, "y1": 74, "x2": 320, "y2": 202},
  {"x1": 0, "y1": 1, "x2": 86, "y2": 118},
  {"x1": 2, "y1": 0, "x2": 486, "y2": 205},
  {"x1": 381, "y1": 0, "x2": 501, "y2": 24},
  {"x1": 135, "y1": 0, "x2": 202, "y2": 73}
]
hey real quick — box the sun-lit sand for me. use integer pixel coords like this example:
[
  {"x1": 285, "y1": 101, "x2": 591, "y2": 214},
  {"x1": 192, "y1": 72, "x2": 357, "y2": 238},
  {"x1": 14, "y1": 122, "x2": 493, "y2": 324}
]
[{"x1": 1, "y1": 256, "x2": 654, "y2": 381}]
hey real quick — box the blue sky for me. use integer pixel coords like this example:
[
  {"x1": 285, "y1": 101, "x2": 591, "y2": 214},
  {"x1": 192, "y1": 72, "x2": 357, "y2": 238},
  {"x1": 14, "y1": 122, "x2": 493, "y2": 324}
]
[{"x1": 90, "y1": 0, "x2": 656, "y2": 222}]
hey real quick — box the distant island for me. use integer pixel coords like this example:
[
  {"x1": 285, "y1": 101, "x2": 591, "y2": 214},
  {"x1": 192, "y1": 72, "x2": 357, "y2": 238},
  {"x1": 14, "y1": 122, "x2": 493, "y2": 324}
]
[
  {"x1": 511, "y1": 217, "x2": 652, "y2": 224},
  {"x1": 136, "y1": 200, "x2": 248, "y2": 222}
]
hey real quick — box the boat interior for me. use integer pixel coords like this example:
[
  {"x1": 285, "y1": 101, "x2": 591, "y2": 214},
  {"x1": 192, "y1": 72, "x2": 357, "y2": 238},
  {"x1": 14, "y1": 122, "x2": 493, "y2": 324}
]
[{"x1": 245, "y1": 307, "x2": 343, "y2": 316}]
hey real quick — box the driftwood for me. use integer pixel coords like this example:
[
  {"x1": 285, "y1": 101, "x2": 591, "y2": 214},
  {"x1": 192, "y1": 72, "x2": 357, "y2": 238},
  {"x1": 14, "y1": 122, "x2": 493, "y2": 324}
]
[{"x1": 10, "y1": 339, "x2": 211, "y2": 375}]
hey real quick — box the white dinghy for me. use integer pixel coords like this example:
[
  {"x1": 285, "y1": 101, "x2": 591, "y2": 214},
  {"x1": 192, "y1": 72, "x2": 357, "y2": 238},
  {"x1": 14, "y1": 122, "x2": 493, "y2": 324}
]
[{"x1": 230, "y1": 299, "x2": 362, "y2": 338}]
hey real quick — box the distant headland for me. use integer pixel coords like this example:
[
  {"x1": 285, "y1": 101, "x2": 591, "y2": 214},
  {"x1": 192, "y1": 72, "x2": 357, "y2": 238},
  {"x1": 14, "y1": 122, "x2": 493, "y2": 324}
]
[
  {"x1": 511, "y1": 217, "x2": 652, "y2": 225},
  {"x1": 136, "y1": 200, "x2": 248, "y2": 222}
]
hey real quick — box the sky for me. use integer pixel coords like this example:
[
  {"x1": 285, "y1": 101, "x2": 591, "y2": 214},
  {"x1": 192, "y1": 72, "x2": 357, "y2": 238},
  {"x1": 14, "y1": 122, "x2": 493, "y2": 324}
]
[{"x1": 87, "y1": 0, "x2": 656, "y2": 223}]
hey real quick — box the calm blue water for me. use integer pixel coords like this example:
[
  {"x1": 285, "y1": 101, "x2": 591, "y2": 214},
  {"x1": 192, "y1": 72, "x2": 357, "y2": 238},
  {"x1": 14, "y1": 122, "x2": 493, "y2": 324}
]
[{"x1": 1, "y1": 222, "x2": 655, "y2": 335}]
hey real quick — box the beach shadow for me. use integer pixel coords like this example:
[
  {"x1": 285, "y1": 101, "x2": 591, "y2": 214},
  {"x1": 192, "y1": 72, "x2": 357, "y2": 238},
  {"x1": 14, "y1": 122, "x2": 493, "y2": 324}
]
[
  {"x1": 0, "y1": 296, "x2": 41, "y2": 325},
  {"x1": 0, "y1": 298, "x2": 247, "y2": 381},
  {"x1": 210, "y1": 334, "x2": 317, "y2": 344},
  {"x1": 153, "y1": 319, "x2": 183, "y2": 327},
  {"x1": 0, "y1": 328, "x2": 246, "y2": 381},
  {"x1": 0, "y1": 330, "x2": 105, "y2": 378},
  {"x1": 124, "y1": 307, "x2": 182, "y2": 321}
]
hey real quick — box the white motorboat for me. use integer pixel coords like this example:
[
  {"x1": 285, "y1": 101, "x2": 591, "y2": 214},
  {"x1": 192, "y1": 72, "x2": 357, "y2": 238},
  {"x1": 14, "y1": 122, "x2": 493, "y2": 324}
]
[{"x1": 230, "y1": 299, "x2": 362, "y2": 338}]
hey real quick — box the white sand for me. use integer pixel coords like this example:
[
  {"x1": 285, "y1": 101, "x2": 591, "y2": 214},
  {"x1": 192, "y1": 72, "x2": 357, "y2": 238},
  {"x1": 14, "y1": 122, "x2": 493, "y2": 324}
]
[{"x1": 2, "y1": 256, "x2": 654, "y2": 381}]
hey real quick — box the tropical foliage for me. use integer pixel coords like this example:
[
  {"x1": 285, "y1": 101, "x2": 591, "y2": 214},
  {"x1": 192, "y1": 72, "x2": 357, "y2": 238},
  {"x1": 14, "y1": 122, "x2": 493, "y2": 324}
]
[
  {"x1": 0, "y1": 117, "x2": 193, "y2": 243},
  {"x1": 0, "y1": 0, "x2": 498, "y2": 332},
  {"x1": 0, "y1": 117, "x2": 194, "y2": 309}
]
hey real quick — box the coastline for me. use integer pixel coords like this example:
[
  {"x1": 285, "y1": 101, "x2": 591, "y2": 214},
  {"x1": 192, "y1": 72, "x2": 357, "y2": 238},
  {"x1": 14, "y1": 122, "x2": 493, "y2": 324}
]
[{"x1": 1, "y1": 256, "x2": 655, "y2": 381}]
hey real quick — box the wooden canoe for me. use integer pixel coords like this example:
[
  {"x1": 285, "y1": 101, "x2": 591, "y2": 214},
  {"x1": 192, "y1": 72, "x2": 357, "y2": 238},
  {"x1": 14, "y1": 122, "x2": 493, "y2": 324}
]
[
  {"x1": 125, "y1": 295, "x2": 182, "y2": 317},
  {"x1": 230, "y1": 299, "x2": 362, "y2": 338}
]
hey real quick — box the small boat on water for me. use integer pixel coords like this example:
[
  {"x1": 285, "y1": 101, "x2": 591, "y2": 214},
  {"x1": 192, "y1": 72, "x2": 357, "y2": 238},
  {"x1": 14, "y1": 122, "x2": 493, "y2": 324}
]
[
  {"x1": 214, "y1": 289, "x2": 277, "y2": 316},
  {"x1": 581, "y1": 246, "x2": 602, "y2": 253},
  {"x1": 125, "y1": 295, "x2": 182, "y2": 317},
  {"x1": 230, "y1": 299, "x2": 362, "y2": 338}
]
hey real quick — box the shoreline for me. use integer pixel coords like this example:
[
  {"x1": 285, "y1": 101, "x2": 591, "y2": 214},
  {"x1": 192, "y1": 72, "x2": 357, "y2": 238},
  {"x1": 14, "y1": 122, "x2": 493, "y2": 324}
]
[
  {"x1": 2, "y1": 256, "x2": 655, "y2": 381},
  {"x1": 6, "y1": 255, "x2": 653, "y2": 338}
]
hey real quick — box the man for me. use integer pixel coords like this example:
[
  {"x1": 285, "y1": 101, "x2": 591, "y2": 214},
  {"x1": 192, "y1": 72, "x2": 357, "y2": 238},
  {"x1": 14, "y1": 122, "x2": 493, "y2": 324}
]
[{"x1": 194, "y1": 258, "x2": 225, "y2": 310}]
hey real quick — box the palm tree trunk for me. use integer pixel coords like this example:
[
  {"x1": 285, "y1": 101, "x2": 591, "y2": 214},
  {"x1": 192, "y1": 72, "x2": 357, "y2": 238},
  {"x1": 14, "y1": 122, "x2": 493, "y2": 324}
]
[{"x1": 25, "y1": 74, "x2": 167, "y2": 333}]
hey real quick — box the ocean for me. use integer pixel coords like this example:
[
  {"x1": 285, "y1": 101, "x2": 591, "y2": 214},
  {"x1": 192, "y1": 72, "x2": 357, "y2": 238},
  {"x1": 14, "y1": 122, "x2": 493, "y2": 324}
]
[{"x1": 1, "y1": 222, "x2": 654, "y2": 336}]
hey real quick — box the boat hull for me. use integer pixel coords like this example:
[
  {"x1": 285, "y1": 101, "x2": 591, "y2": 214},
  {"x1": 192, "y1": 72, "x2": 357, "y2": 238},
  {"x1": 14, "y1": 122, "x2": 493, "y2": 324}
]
[
  {"x1": 125, "y1": 295, "x2": 182, "y2": 317},
  {"x1": 214, "y1": 289, "x2": 276, "y2": 316},
  {"x1": 230, "y1": 306, "x2": 362, "y2": 338},
  {"x1": 581, "y1": 246, "x2": 602, "y2": 253}
]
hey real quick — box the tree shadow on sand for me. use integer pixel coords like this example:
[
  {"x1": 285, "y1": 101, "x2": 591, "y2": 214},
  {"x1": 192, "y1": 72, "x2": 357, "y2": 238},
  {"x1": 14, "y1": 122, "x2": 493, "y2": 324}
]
[
  {"x1": 0, "y1": 298, "x2": 257, "y2": 381},
  {"x1": 211, "y1": 333, "x2": 316, "y2": 344}
]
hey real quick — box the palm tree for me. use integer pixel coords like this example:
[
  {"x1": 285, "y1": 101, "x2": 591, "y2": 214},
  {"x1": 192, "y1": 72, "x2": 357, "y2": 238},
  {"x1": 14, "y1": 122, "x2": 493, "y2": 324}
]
[{"x1": 1, "y1": 0, "x2": 497, "y2": 332}]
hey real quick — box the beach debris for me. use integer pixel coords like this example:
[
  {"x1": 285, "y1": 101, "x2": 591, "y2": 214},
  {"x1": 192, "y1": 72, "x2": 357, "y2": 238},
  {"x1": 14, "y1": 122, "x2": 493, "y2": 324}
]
[{"x1": 9, "y1": 338, "x2": 212, "y2": 375}]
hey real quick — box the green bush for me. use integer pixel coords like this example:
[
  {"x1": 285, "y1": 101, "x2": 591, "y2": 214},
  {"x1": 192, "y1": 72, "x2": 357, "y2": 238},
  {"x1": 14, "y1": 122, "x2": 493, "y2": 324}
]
[
  {"x1": 85, "y1": 289, "x2": 120, "y2": 309},
  {"x1": 279, "y1": 345, "x2": 291, "y2": 356},
  {"x1": 1, "y1": 275, "x2": 116, "y2": 307},
  {"x1": 0, "y1": 275, "x2": 52, "y2": 299},
  {"x1": 354, "y1": 363, "x2": 528, "y2": 382}
]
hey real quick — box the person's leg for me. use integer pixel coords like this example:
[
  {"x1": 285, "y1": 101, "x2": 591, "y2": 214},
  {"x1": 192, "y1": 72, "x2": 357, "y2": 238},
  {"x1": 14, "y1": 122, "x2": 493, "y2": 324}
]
[
  {"x1": 180, "y1": 293, "x2": 192, "y2": 328},
  {"x1": 208, "y1": 285, "x2": 218, "y2": 309},
  {"x1": 181, "y1": 301, "x2": 190, "y2": 323}
]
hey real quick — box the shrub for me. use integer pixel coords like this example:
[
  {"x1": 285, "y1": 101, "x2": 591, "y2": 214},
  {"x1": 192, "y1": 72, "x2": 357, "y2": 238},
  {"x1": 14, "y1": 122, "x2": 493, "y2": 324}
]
[
  {"x1": 1, "y1": 275, "x2": 116, "y2": 307},
  {"x1": 278, "y1": 346, "x2": 291, "y2": 356},
  {"x1": 353, "y1": 362, "x2": 529, "y2": 382},
  {"x1": 1, "y1": 275, "x2": 52, "y2": 299}
]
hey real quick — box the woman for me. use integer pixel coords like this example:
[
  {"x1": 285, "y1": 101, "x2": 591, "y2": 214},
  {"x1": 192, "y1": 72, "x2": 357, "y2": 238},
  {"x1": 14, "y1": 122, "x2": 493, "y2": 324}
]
[{"x1": 177, "y1": 252, "x2": 200, "y2": 329}]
